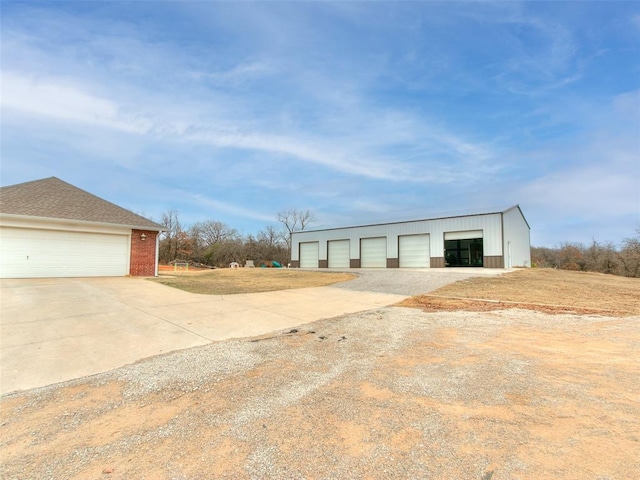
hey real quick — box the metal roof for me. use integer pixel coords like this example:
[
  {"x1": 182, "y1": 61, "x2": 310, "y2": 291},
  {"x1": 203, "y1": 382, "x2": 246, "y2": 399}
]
[
  {"x1": 295, "y1": 204, "x2": 529, "y2": 234},
  {"x1": 0, "y1": 177, "x2": 163, "y2": 230}
]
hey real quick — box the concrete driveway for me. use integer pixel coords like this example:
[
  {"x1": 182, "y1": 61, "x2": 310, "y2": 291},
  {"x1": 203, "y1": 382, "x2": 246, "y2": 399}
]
[
  {"x1": 0, "y1": 277, "x2": 406, "y2": 395},
  {"x1": 0, "y1": 269, "x2": 508, "y2": 395}
]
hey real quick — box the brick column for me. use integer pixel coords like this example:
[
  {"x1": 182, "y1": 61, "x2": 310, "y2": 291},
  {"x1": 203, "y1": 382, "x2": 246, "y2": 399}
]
[{"x1": 130, "y1": 230, "x2": 158, "y2": 276}]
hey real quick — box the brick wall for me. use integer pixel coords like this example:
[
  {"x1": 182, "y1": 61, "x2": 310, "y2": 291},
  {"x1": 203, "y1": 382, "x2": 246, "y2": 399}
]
[{"x1": 129, "y1": 229, "x2": 158, "y2": 276}]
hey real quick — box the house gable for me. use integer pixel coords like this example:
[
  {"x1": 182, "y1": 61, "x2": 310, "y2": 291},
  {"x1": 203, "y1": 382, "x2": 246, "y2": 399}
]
[
  {"x1": 0, "y1": 177, "x2": 163, "y2": 230},
  {"x1": 0, "y1": 177, "x2": 163, "y2": 278}
]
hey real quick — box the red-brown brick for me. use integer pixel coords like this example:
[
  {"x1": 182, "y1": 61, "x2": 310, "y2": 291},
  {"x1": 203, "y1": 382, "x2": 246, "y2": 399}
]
[{"x1": 129, "y1": 229, "x2": 158, "y2": 276}]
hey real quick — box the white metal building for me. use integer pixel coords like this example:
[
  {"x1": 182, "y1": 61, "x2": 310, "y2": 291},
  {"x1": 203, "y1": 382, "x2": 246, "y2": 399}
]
[{"x1": 291, "y1": 205, "x2": 530, "y2": 269}]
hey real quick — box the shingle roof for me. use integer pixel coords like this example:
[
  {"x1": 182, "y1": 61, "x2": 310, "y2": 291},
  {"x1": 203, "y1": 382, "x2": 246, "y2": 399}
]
[{"x1": 0, "y1": 177, "x2": 163, "y2": 230}]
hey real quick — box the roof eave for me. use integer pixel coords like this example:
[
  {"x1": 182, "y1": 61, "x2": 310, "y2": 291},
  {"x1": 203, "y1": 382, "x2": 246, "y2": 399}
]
[
  {"x1": 295, "y1": 208, "x2": 509, "y2": 235},
  {"x1": 0, "y1": 213, "x2": 166, "y2": 232}
]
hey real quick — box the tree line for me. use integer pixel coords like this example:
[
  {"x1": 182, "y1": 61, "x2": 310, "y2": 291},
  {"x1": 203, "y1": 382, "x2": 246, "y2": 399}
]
[
  {"x1": 157, "y1": 209, "x2": 314, "y2": 268},
  {"x1": 157, "y1": 208, "x2": 640, "y2": 278},
  {"x1": 531, "y1": 230, "x2": 640, "y2": 278}
]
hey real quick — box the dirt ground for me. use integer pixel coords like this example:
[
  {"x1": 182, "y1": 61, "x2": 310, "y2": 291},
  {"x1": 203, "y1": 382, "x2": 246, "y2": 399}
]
[
  {"x1": 1, "y1": 269, "x2": 639, "y2": 479},
  {"x1": 400, "y1": 268, "x2": 640, "y2": 316},
  {"x1": 150, "y1": 268, "x2": 356, "y2": 295}
]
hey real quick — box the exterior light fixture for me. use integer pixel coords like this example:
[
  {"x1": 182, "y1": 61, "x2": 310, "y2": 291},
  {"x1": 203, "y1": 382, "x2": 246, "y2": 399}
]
[{"x1": 140, "y1": 233, "x2": 147, "y2": 241}]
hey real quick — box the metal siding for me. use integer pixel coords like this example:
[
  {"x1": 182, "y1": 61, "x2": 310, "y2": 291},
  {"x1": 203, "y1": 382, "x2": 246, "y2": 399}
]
[
  {"x1": 327, "y1": 240, "x2": 350, "y2": 268},
  {"x1": 436, "y1": 214, "x2": 502, "y2": 256},
  {"x1": 290, "y1": 212, "x2": 505, "y2": 266},
  {"x1": 502, "y1": 207, "x2": 531, "y2": 267},
  {"x1": 399, "y1": 234, "x2": 430, "y2": 267}
]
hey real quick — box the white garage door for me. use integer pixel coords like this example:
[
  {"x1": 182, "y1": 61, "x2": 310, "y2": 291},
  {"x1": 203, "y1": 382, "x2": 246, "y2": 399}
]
[
  {"x1": 328, "y1": 240, "x2": 350, "y2": 268},
  {"x1": 360, "y1": 237, "x2": 387, "y2": 268},
  {"x1": 0, "y1": 227, "x2": 130, "y2": 278},
  {"x1": 444, "y1": 230, "x2": 483, "y2": 240},
  {"x1": 299, "y1": 242, "x2": 319, "y2": 268},
  {"x1": 399, "y1": 234, "x2": 430, "y2": 268}
]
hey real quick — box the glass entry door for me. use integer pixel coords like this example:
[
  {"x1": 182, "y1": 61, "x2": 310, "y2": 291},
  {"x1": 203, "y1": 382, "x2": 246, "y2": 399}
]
[{"x1": 444, "y1": 238, "x2": 483, "y2": 267}]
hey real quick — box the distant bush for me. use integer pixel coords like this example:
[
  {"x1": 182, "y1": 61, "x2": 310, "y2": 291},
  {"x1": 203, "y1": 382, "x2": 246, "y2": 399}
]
[{"x1": 532, "y1": 229, "x2": 640, "y2": 278}]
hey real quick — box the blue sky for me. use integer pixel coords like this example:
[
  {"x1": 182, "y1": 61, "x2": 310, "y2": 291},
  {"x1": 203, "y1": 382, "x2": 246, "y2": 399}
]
[{"x1": 1, "y1": 1, "x2": 638, "y2": 247}]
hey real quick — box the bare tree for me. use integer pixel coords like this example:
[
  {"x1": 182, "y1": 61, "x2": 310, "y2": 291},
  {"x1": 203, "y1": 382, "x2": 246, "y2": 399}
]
[
  {"x1": 584, "y1": 239, "x2": 620, "y2": 275},
  {"x1": 619, "y1": 228, "x2": 640, "y2": 277},
  {"x1": 277, "y1": 209, "x2": 315, "y2": 235},
  {"x1": 258, "y1": 225, "x2": 286, "y2": 248},
  {"x1": 277, "y1": 209, "x2": 315, "y2": 257},
  {"x1": 159, "y1": 210, "x2": 183, "y2": 263},
  {"x1": 201, "y1": 238, "x2": 245, "y2": 267},
  {"x1": 531, "y1": 246, "x2": 559, "y2": 268},
  {"x1": 557, "y1": 242, "x2": 585, "y2": 271},
  {"x1": 191, "y1": 220, "x2": 239, "y2": 247},
  {"x1": 254, "y1": 226, "x2": 288, "y2": 265},
  {"x1": 187, "y1": 220, "x2": 241, "y2": 266}
]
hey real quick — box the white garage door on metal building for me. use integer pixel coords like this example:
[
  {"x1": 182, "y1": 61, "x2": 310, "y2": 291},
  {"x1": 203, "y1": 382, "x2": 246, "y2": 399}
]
[
  {"x1": 399, "y1": 234, "x2": 430, "y2": 268},
  {"x1": 0, "y1": 227, "x2": 129, "y2": 278},
  {"x1": 360, "y1": 237, "x2": 387, "y2": 268},
  {"x1": 328, "y1": 240, "x2": 350, "y2": 268},
  {"x1": 299, "y1": 241, "x2": 319, "y2": 268}
]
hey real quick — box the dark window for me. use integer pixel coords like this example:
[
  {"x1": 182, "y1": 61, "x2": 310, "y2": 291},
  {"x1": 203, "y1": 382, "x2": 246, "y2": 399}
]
[{"x1": 444, "y1": 238, "x2": 483, "y2": 267}]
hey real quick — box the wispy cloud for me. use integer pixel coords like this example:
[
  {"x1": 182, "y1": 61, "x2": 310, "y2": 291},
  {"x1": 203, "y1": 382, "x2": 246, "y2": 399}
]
[
  {"x1": 2, "y1": 71, "x2": 153, "y2": 134},
  {"x1": 3, "y1": 62, "x2": 499, "y2": 186},
  {"x1": 181, "y1": 192, "x2": 275, "y2": 224},
  {"x1": 1, "y1": 1, "x2": 638, "y2": 246}
]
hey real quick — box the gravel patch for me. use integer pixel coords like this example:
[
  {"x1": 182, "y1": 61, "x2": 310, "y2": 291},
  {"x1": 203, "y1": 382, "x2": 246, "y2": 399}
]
[
  {"x1": 327, "y1": 268, "x2": 508, "y2": 295},
  {"x1": 2, "y1": 307, "x2": 638, "y2": 479}
]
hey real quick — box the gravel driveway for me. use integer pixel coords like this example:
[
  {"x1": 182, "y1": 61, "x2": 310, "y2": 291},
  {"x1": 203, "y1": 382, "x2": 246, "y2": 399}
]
[{"x1": 329, "y1": 267, "x2": 509, "y2": 295}]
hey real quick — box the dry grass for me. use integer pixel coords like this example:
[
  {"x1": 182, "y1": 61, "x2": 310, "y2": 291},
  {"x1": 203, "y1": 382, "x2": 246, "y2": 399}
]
[
  {"x1": 400, "y1": 268, "x2": 640, "y2": 316},
  {"x1": 149, "y1": 268, "x2": 356, "y2": 295}
]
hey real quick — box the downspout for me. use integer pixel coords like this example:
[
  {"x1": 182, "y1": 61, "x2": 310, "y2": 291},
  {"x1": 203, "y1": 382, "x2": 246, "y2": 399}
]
[
  {"x1": 127, "y1": 231, "x2": 133, "y2": 276},
  {"x1": 500, "y1": 212, "x2": 505, "y2": 269},
  {"x1": 155, "y1": 231, "x2": 160, "y2": 277}
]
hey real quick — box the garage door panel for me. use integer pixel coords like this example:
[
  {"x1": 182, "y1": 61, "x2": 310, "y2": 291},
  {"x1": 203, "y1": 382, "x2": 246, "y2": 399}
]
[
  {"x1": 444, "y1": 230, "x2": 483, "y2": 241},
  {"x1": 299, "y1": 242, "x2": 319, "y2": 268},
  {"x1": 328, "y1": 240, "x2": 350, "y2": 268},
  {"x1": 360, "y1": 237, "x2": 387, "y2": 268},
  {"x1": 0, "y1": 227, "x2": 129, "y2": 278},
  {"x1": 399, "y1": 234, "x2": 430, "y2": 268}
]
